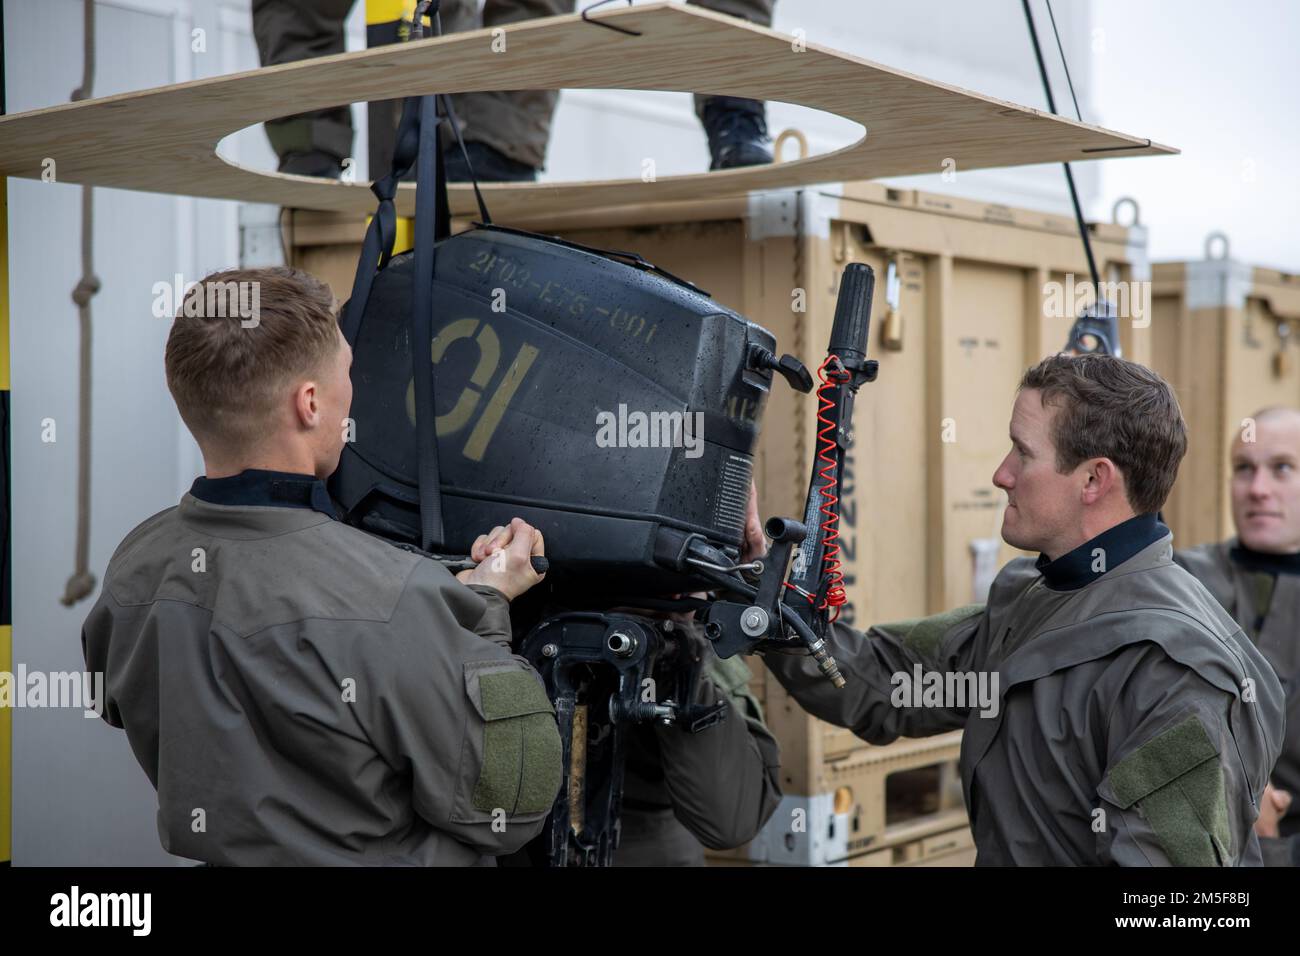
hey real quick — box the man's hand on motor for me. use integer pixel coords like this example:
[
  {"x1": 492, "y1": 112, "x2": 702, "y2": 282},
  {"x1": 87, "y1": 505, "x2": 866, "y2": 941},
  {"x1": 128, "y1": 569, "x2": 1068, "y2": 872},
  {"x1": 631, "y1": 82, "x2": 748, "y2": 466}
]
[
  {"x1": 457, "y1": 517, "x2": 546, "y2": 601},
  {"x1": 741, "y1": 481, "x2": 767, "y2": 564}
]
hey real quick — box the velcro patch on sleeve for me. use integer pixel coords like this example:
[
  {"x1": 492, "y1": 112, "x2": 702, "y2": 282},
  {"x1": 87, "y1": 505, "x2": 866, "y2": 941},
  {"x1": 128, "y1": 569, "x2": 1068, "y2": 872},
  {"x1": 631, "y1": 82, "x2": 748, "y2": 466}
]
[
  {"x1": 1110, "y1": 715, "x2": 1219, "y2": 808},
  {"x1": 470, "y1": 669, "x2": 562, "y2": 815},
  {"x1": 1109, "y1": 714, "x2": 1232, "y2": 866}
]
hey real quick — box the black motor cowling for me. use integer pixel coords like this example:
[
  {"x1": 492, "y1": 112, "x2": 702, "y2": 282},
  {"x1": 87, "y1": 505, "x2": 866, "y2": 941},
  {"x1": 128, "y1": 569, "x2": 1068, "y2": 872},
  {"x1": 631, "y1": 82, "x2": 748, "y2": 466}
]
[{"x1": 329, "y1": 224, "x2": 775, "y2": 594}]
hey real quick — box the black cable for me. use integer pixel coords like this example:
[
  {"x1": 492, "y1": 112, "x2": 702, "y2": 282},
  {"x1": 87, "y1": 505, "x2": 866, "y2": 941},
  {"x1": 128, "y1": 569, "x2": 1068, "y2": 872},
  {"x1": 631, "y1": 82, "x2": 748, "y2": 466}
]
[
  {"x1": 1045, "y1": 0, "x2": 1084, "y2": 123},
  {"x1": 437, "y1": 94, "x2": 492, "y2": 225},
  {"x1": 1021, "y1": 0, "x2": 1100, "y2": 290},
  {"x1": 689, "y1": 564, "x2": 821, "y2": 649}
]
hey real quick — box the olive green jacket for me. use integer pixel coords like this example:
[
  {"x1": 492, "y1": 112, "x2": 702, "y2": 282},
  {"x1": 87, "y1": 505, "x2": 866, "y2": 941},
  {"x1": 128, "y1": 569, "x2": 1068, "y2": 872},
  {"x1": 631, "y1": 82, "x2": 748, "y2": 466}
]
[{"x1": 82, "y1": 493, "x2": 562, "y2": 865}]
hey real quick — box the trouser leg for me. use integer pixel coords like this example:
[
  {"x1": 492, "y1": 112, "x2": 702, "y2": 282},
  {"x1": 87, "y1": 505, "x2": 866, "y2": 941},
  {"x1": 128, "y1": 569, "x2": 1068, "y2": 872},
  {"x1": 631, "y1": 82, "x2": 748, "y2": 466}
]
[
  {"x1": 687, "y1": 0, "x2": 774, "y2": 120},
  {"x1": 446, "y1": 0, "x2": 575, "y2": 170},
  {"x1": 252, "y1": 0, "x2": 358, "y2": 168}
]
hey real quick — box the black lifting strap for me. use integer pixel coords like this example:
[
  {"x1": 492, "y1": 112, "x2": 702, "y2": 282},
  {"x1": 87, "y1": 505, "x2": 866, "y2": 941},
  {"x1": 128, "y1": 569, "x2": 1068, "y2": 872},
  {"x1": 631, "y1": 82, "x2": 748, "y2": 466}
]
[
  {"x1": 410, "y1": 90, "x2": 448, "y2": 553},
  {"x1": 341, "y1": 0, "x2": 482, "y2": 553}
]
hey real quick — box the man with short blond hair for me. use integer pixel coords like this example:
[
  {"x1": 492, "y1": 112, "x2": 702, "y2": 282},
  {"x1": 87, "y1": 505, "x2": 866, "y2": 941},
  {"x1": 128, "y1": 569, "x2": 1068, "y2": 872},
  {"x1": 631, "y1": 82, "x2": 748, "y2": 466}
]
[
  {"x1": 1176, "y1": 405, "x2": 1300, "y2": 865},
  {"x1": 764, "y1": 353, "x2": 1285, "y2": 866},
  {"x1": 83, "y1": 265, "x2": 561, "y2": 865}
]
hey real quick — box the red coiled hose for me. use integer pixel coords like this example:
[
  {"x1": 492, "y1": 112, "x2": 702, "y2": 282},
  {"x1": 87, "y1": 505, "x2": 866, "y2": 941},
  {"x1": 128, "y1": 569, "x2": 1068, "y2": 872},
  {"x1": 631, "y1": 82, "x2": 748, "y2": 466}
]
[{"x1": 784, "y1": 355, "x2": 851, "y2": 621}]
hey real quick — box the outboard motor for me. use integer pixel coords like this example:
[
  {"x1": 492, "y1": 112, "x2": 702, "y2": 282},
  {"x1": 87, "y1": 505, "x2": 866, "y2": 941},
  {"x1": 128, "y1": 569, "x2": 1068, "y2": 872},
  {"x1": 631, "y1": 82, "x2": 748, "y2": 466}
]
[{"x1": 330, "y1": 12, "x2": 876, "y2": 863}]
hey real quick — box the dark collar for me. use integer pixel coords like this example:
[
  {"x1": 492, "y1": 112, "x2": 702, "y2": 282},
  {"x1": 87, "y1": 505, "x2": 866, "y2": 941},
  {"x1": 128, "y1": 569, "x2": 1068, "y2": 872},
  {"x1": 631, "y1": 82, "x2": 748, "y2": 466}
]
[
  {"x1": 189, "y1": 469, "x2": 339, "y2": 520},
  {"x1": 1035, "y1": 512, "x2": 1165, "y2": 591},
  {"x1": 1229, "y1": 543, "x2": 1300, "y2": 576}
]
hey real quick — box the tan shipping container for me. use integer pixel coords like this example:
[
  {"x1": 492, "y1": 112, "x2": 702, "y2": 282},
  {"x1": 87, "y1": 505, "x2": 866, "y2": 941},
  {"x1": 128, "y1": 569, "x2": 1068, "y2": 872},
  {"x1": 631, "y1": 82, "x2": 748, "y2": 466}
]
[{"x1": 1148, "y1": 239, "x2": 1300, "y2": 550}]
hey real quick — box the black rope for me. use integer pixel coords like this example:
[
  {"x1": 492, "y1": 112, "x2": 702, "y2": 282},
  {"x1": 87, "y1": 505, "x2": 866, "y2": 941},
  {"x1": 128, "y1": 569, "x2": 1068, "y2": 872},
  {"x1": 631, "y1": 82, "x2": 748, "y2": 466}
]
[
  {"x1": 1021, "y1": 0, "x2": 1100, "y2": 291},
  {"x1": 1045, "y1": 0, "x2": 1084, "y2": 123},
  {"x1": 438, "y1": 94, "x2": 492, "y2": 225}
]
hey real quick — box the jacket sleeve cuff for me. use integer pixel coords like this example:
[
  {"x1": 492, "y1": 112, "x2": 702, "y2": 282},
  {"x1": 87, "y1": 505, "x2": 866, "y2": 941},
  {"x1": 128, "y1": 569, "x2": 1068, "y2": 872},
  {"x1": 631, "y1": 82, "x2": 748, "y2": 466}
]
[{"x1": 466, "y1": 585, "x2": 514, "y2": 649}]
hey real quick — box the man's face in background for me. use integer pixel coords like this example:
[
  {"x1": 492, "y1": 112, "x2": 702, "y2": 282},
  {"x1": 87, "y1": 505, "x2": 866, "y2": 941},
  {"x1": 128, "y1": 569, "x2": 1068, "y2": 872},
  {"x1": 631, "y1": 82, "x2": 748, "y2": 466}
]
[{"x1": 1231, "y1": 411, "x2": 1300, "y2": 554}]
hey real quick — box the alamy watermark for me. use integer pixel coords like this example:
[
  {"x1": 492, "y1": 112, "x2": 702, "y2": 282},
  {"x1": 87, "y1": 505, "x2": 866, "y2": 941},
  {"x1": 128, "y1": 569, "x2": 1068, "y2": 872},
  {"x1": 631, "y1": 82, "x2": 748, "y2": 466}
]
[
  {"x1": 152, "y1": 274, "x2": 261, "y2": 328},
  {"x1": 891, "y1": 664, "x2": 999, "y2": 718},
  {"x1": 595, "y1": 403, "x2": 705, "y2": 460},
  {"x1": 0, "y1": 666, "x2": 104, "y2": 717},
  {"x1": 1043, "y1": 273, "x2": 1150, "y2": 328},
  {"x1": 50, "y1": 886, "x2": 151, "y2": 936}
]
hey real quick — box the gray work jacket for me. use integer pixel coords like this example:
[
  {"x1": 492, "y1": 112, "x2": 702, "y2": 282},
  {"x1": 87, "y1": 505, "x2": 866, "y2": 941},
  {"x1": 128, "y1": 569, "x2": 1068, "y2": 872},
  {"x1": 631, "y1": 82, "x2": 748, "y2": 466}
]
[
  {"x1": 82, "y1": 484, "x2": 562, "y2": 865},
  {"x1": 765, "y1": 522, "x2": 1284, "y2": 866}
]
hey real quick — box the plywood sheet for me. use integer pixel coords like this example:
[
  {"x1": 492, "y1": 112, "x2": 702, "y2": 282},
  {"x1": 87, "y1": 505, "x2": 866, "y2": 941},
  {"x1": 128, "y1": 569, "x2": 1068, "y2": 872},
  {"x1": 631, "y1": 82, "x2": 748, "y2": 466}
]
[{"x1": 0, "y1": 3, "x2": 1173, "y2": 223}]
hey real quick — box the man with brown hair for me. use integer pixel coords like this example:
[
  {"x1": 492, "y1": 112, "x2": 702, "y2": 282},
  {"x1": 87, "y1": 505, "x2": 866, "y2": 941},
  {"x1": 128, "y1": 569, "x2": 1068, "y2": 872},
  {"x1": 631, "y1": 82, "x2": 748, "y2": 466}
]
[
  {"x1": 763, "y1": 353, "x2": 1284, "y2": 865},
  {"x1": 82, "y1": 266, "x2": 562, "y2": 865}
]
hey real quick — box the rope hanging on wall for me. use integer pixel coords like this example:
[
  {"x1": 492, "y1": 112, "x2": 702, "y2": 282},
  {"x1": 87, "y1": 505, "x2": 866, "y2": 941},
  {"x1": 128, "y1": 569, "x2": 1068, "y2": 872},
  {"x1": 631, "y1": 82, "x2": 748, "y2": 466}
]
[{"x1": 61, "y1": 0, "x2": 98, "y2": 607}]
